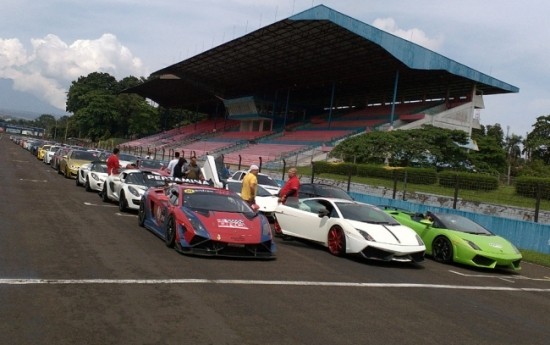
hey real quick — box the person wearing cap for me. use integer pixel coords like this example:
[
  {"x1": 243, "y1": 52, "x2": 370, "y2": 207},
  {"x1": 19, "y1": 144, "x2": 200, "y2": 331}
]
[
  {"x1": 241, "y1": 164, "x2": 259, "y2": 206},
  {"x1": 278, "y1": 167, "x2": 300, "y2": 204}
]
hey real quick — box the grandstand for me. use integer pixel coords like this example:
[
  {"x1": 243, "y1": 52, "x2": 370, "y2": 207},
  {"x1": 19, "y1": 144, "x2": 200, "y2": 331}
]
[{"x1": 123, "y1": 5, "x2": 518, "y2": 167}]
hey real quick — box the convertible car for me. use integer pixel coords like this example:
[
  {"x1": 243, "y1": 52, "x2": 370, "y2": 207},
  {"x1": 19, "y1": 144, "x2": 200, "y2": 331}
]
[
  {"x1": 76, "y1": 160, "x2": 108, "y2": 192},
  {"x1": 102, "y1": 169, "x2": 167, "y2": 211},
  {"x1": 274, "y1": 198, "x2": 425, "y2": 263},
  {"x1": 138, "y1": 182, "x2": 276, "y2": 258},
  {"x1": 383, "y1": 209, "x2": 522, "y2": 270}
]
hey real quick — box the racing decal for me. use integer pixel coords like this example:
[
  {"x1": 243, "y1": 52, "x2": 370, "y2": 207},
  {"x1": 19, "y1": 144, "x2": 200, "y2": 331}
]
[
  {"x1": 154, "y1": 204, "x2": 166, "y2": 224},
  {"x1": 217, "y1": 219, "x2": 248, "y2": 230},
  {"x1": 183, "y1": 189, "x2": 195, "y2": 194}
]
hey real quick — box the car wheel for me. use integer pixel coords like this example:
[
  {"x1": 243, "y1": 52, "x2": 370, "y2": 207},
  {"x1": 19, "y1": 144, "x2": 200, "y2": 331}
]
[
  {"x1": 273, "y1": 219, "x2": 283, "y2": 236},
  {"x1": 432, "y1": 236, "x2": 453, "y2": 263},
  {"x1": 57, "y1": 165, "x2": 62, "y2": 175},
  {"x1": 76, "y1": 175, "x2": 82, "y2": 186},
  {"x1": 327, "y1": 225, "x2": 346, "y2": 256},
  {"x1": 64, "y1": 167, "x2": 70, "y2": 179},
  {"x1": 165, "y1": 216, "x2": 176, "y2": 248},
  {"x1": 85, "y1": 178, "x2": 92, "y2": 192},
  {"x1": 119, "y1": 191, "x2": 128, "y2": 212},
  {"x1": 138, "y1": 202, "x2": 146, "y2": 227},
  {"x1": 101, "y1": 185, "x2": 109, "y2": 202}
]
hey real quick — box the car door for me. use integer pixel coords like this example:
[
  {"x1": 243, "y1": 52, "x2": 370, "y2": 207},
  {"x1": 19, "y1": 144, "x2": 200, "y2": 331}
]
[{"x1": 275, "y1": 199, "x2": 331, "y2": 242}]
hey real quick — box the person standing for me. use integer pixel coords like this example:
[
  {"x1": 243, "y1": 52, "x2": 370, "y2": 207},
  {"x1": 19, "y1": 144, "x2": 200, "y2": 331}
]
[
  {"x1": 241, "y1": 164, "x2": 259, "y2": 207},
  {"x1": 172, "y1": 157, "x2": 187, "y2": 179},
  {"x1": 106, "y1": 147, "x2": 122, "y2": 176},
  {"x1": 185, "y1": 156, "x2": 203, "y2": 180},
  {"x1": 166, "y1": 151, "x2": 181, "y2": 176},
  {"x1": 278, "y1": 167, "x2": 300, "y2": 204}
]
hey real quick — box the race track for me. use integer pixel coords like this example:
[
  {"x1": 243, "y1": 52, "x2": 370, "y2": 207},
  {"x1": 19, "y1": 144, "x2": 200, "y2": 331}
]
[{"x1": 1, "y1": 135, "x2": 549, "y2": 345}]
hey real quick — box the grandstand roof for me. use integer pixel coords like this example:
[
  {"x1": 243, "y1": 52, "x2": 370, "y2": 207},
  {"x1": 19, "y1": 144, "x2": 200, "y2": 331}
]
[{"x1": 127, "y1": 5, "x2": 518, "y2": 113}]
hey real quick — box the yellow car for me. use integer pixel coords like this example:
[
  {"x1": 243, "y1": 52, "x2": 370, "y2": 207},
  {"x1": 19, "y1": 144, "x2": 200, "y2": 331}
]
[
  {"x1": 37, "y1": 144, "x2": 52, "y2": 161},
  {"x1": 59, "y1": 149, "x2": 100, "y2": 179}
]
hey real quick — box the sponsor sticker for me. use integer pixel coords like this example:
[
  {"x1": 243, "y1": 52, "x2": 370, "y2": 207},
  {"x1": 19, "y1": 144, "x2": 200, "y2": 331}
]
[{"x1": 217, "y1": 218, "x2": 248, "y2": 229}]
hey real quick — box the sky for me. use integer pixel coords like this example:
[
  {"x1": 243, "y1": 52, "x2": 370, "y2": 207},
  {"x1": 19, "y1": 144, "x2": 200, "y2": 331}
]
[{"x1": 0, "y1": 0, "x2": 549, "y2": 137}]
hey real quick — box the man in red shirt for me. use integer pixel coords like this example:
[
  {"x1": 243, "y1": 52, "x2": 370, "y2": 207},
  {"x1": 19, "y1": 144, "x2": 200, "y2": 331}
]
[
  {"x1": 278, "y1": 167, "x2": 300, "y2": 204},
  {"x1": 106, "y1": 147, "x2": 122, "y2": 175}
]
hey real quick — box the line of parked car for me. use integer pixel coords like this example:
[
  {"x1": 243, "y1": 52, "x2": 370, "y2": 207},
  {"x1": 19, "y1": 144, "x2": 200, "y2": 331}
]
[{"x1": 11, "y1": 135, "x2": 524, "y2": 270}]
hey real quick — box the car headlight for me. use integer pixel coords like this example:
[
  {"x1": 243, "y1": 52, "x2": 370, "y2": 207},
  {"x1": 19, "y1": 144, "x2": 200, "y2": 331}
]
[
  {"x1": 128, "y1": 186, "x2": 141, "y2": 197},
  {"x1": 511, "y1": 244, "x2": 521, "y2": 255},
  {"x1": 415, "y1": 234, "x2": 425, "y2": 246},
  {"x1": 357, "y1": 229, "x2": 375, "y2": 242},
  {"x1": 188, "y1": 217, "x2": 208, "y2": 237},
  {"x1": 91, "y1": 173, "x2": 99, "y2": 181},
  {"x1": 465, "y1": 239, "x2": 481, "y2": 250}
]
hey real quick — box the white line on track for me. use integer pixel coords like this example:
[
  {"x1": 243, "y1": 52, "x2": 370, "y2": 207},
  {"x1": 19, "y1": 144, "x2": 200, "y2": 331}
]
[
  {"x1": 84, "y1": 202, "x2": 117, "y2": 208},
  {"x1": 449, "y1": 270, "x2": 550, "y2": 282},
  {"x1": 115, "y1": 212, "x2": 137, "y2": 217},
  {"x1": 0, "y1": 279, "x2": 549, "y2": 291},
  {"x1": 19, "y1": 178, "x2": 47, "y2": 183}
]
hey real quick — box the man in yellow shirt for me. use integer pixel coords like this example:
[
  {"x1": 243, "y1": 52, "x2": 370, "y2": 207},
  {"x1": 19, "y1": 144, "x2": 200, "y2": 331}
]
[{"x1": 241, "y1": 164, "x2": 259, "y2": 207}]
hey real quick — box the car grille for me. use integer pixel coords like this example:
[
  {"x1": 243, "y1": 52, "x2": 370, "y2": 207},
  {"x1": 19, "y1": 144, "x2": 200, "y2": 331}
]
[
  {"x1": 472, "y1": 255, "x2": 496, "y2": 267},
  {"x1": 185, "y1": 236, "x2": 274, "y2": 258},
  {"x1": 361, "y1": 246, "x2": 424, "y2": 263}
]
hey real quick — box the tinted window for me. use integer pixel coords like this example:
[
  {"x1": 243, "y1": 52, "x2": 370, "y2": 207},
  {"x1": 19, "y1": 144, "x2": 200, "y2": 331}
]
[
  {"x1": 257, "y1": 175, "x2": 279, "y2": 187},
  {"x1": 183, "y1": 191, "x2": 254, "y2": 214},
  {"x1": 71, "y1": 150, "x2": 98, "y2": 160},
  {"x1": 336, "y1": 202, "x2": 399, "y2": 224},
  {"x1": 436, "y1": 214, "x2": 493, "y2": 235}
]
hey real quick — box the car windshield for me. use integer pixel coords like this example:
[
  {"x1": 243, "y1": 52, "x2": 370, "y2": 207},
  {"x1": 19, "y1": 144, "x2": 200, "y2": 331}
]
[
  {"x1": 435, "y1": 214, "x2": 493, "y2": 235},
  {"x1": 126, "y1": 172, "x2": 167, "y2": 187},
  {"x1": 140, "y1": 160, "x2": 165, "y2": 169},
  {"x1": 119, "y1": 153, "x2": 139, "y2": 162},
  {"x1": 72, "y1": 150, "x2": 98, "y2": 160},
  {"x1": 257, "y1": 175, "x2": 279, "y2": 187},
  {"x1": 314, "y1": 185, "x2": 353, "y2": 200},
  {"x1": 92, "y1": 163, "x2": 108, "y2": 173},
  {"x1": 336, "y1": 202, "x2": 400, "y2": 224},
  {"x1": 184, "y1": 191, "x2": 254, "y2": 214}
]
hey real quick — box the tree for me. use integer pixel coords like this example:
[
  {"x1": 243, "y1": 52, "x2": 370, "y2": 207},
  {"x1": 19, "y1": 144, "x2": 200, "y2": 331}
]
[
  {"x1": 65, "y1": 72, "x2": 159, "y2": 142},
  {"x1": 524, "y1": 115, "x2": 550, "y2": 164}
]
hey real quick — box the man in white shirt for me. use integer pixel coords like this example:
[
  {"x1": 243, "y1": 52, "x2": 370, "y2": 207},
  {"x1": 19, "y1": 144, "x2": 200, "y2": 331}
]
[{"x1": 166, "y1": 151, "x2": 181, "y2": 176}]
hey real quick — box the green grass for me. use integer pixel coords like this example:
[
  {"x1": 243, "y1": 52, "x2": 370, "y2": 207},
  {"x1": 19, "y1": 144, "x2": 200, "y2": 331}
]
[{"x1": 520, "y1": 250, "x2": 550, "y2": 268}]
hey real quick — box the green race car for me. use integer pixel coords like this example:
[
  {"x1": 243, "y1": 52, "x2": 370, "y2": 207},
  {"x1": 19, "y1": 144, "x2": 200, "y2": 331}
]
[{"x1": 383, "y1": 209, "x2": 522, "y2": 270}]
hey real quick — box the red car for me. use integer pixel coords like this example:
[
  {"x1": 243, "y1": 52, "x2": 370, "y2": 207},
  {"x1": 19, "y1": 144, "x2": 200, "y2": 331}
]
[{"x1": 138, "y1": 181, "x2": 276, "y2": 259}]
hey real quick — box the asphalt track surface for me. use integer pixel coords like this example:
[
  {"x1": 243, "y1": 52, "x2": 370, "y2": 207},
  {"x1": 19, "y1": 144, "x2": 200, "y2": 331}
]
[{"x1": 1, "y1": 135, "x2": 549, "y2": 345}]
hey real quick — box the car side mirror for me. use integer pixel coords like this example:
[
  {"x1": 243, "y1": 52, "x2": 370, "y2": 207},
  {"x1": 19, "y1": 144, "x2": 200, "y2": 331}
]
[{"x1": 318, "y1": 208, "x2": 329, "y2": 218}]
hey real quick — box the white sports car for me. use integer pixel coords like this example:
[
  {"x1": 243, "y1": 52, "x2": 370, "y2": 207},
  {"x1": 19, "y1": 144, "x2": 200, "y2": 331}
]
[
  {"x1": 102, "y1": 169, "x2": 167, "y2": 212},
  {"x1": 76, "y1": 160, "x2": 108, "y2": 192},
  {"x1": 274, "y1": 198, "x2": 426, "y2": 263}
]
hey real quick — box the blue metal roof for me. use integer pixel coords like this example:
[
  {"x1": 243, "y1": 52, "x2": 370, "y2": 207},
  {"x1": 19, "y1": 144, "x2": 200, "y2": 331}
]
[{"x1": 290, "y1": 5, "x2": 518, "y2": 93}]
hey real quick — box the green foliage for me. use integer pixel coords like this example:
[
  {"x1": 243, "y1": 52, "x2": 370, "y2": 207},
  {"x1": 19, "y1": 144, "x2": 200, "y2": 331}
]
[
  {"x1": 313, "y1": 161, "x2": 357, "y2": 175},
  {"x1": 524, "y1": 115, "x2": 550, "y2": 164},
  {"x1": 65, "y1": 72, "x2": 159, "y2": 142},
  {"x1": 515, "y1": 176, "x2": 550, "y2": 199},
  {"x1": 438, "y1": 171, "x2": 499, "y2": 191},
  {"x1": 330, "y1": 125, "x2": 470, "y2": 169}
]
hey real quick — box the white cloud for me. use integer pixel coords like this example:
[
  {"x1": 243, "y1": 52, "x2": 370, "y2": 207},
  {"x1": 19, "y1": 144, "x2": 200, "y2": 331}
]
[
  {"x1": 0, "y1": 33, "x2": 147, "y2": 111},
  {"x1": 371, "y1": 17, "x2": 444, "y2": 52}
]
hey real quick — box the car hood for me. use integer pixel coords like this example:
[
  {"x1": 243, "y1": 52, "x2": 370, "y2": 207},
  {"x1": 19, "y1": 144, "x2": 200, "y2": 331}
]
[
  {"x1": 68, "y1": 159, "x2": 93, "y2": 166},
  {"x1": 456, "y1": 232, "x2": 519, "y2": 255},
  {"x1": 194, "y1": 210, "x2": 262, "y2": 243},
  {"x1": 255, "y1": 196, "x2": 279, "y2": 212},
  {"x1": 347, "y1": 219, "x2": 422, "y2": 246}
]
